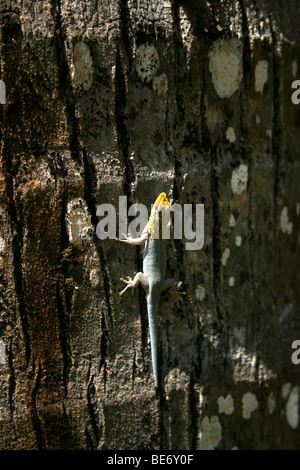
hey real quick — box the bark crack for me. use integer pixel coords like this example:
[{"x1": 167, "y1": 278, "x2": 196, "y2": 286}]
[
  {"x1": 50, "y1": 0, "x2": 82, "y2": 166},
  {"x1": 86, "y1": 368, "x2": 102, "y2": 449},
  {"x1": 31, "y1": 362, "x2": 46, "y2": 450}
]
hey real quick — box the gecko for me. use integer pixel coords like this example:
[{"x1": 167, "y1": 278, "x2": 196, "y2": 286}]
[{"x1": 118, "y1": 192, "x2": 172, "y2": 388}]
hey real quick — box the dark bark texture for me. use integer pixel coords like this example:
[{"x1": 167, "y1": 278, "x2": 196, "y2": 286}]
[{"x1": 0, "y1": 0, "x2": 300, "y2": 450}]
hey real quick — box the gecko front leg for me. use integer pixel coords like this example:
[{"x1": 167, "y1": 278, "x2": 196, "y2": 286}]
[
  {"x1": 117, "y1": 230, "x2": 148, "y2": 246},
  {"x1": 119, "y1": 272, "x2": 149, "y2": 296}
]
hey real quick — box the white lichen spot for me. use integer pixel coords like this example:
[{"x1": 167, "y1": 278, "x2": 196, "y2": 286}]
[
  {"x1": 0, "y1": 237, "x2": 5, "y2": 254},
  {"x1": 70, "y1": 42, "x2": 94, "y2": 92},
  {"x1": 255, "y1": 60, "x2": 268, "y2": 93},
  {"x1": 135, "y1": 44, "x2": 160, "y2": 83},
  {"x1": 242, "y1": 392, "x2": 258, "y2": 419},
  {"x1": 229, "y1": 276, "x2": 235, "y2": 287},
  {"x1": 282, "y1": 382, "x2": 292, "y2": 399},
  {"x1": 267, "y1": 392, "x2": 276, "y2": 415},
  {"x1": 152, "y1": 74, "x2": 168, "y2": 98},
  {"x1": 89, "y1": 267, "x2": 100, "y2": 287},
  {"x1": 255, "y1": 114, "x2": 261, "y2": 125},
  {"x1": 226, "y1": 126, "x2": 236, "y2": 143},
  {"x1": 0, "y1": 340, "x2": 6, "y2": 365},
  {"x1": 231, "y1": 446, "x2": 239, "y2": 450},
  {"x1": 280, "y1": 207, "x2": 293, "y2": 235},
  {"x1": 266, "y1": 129, "x2": 272, "y2": 138},
  {"x1": 198, "y1": 416, "x2": 222, "y2": 450},
  {"x1": 231, "y1": 164, "x2": 248, "y2": 195},
  {"x1": 65, "y1": 198, "x2": 94, "y2": 248},
  {"x1": 235, "y1": 235, "x2": 242, "y2": 247},
  {"x1": 0, "y1": 237, "x2": 5, "y2": 269},
  {"x1": 229, "y1": 214, "x2": 236, "y2": 227},
  {"x1": 222, "y1": 247, "x2": 230, "y2": 266},
  {"x1": 292, "y1": 59, "x2": 298, "y2": 79},
  {"x1": 196, "y1": 285, "x2": 205, "y2": 301},
  {"x1": 286, "y1": 386, "x2": 299, "y2": 429},
  {"x1": 209, "y1": 38, "x2": 243, "y2": 99},
  {"x1": 217, "y1": 394, "x2": 234, "y2": 415}
]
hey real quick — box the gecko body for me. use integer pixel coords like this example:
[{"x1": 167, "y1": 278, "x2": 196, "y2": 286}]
[{"x1": 119, "y1": 192, "x2": 171, "y2": 388}]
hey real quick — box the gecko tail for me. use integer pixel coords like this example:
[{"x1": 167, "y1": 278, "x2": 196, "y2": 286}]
[{"x1": 147, "y1": 302, "x2": 159, "y2": 388}]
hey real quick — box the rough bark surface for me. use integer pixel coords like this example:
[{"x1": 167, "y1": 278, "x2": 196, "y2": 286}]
[{"x1": 0, "y1": 0, "x2": 300, "y2": 450}]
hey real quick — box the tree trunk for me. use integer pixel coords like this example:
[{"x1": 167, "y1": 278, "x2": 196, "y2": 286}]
[{"x1": 0, "y1": 0, "x2": 300, "y2": 450}]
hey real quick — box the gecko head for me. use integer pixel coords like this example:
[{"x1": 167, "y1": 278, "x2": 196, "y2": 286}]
[{"x1": 148, "y1": 192, "x2": 171, "y2": 240}]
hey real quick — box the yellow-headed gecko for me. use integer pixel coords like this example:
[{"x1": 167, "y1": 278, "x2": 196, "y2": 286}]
[{"x1": 118, "y1": 193, "x2": 172, "y2": 388}]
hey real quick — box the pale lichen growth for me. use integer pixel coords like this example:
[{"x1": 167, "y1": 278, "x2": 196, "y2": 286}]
[
  {"x1": 217, "y1": 394, "x2": 234, "y2": 415},
  {"x1": 196, "y1": 285, "x2": 205, "y2": 301},
  {"x1": 231, "y1": 164, "x2": 248, "y2": 195},
  {"x1": 0, "y1": 237, "x2": 5, "y2": 269},
  {"x1": 229, "y1": 214, "x2": 236, "y2": 227},
  {"x1": 65, "y1": 198, "x2": 94, "y2": 248},
  {"x1": 198, "y1": 416, "x2": 222, "y2": 450},
  {"x1": 280, "y1": 207, "x2": 293, "y2": 235},
  {"x1": 255, "y1": 60, "x2": 268, "y2": 93},
  {"x1": 0, "y1": 340, "x2": 6, "y2": 365},
  {"x1": 226, "y1": 126, "x2": 236, "y2": 143},
  {"x1": 89, "y1": 267, "x2": 100, "y2": 287},
  {"x1": 229, "y1": 276, "x2": 235, "y2": 287},
  {"x1": 152, "y1": 73, "x2": 168, "y2": 98},
  {"x1": 0, "y1": 237, "x2": 5, "y2": 254},
  {"x1": 135, "y1": 44, "x2": 160, "y2": 83},
  {"x1": 222, "y1": 247, "x2": 230, "y2": 266},
  {"x1": 209, "y1": 38, "x2": 243, "y2": 99},
  {"x1": 242, "y1": 392, "x2": 258, "y2": 419},
  {"x1": 70, "y1": 42, "x2": 94, "y2": 92},
  {"x1": 235, "y1": 235, "x2": 242, "y2": 246},
  {"x1": 286, "y1": 386, "x2": 299, "y2": 429}
]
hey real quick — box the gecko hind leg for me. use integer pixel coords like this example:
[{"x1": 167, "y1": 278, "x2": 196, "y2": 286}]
[{"x1": 119, "y1": 272, "x2": 149, "y2": 296}]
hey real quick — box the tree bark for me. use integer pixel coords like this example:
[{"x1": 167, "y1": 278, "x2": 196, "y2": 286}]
[{"x1": 0, "y1": 0, "x2": 300, "y2": 450}]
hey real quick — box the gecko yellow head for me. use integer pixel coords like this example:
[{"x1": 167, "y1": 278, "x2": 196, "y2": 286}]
[{"x1": 147, "y1": 192, "x2": 171, "y2": 240}]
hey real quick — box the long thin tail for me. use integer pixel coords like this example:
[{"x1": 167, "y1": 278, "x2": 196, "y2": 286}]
[{"x1": 147, "y1": 302, "x2": 159, "y2": 388}]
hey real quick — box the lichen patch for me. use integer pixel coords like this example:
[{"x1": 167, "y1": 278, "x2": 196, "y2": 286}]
[
  {"x1": 280, "y1": 207, "x2": 293, "y2": 234},
  {"x1": 198, "y1": 416, "x2": 222, "y2": 450},
  {"x1": 70, "y1": 42, "x2": 94, "y2": 92},
  {"x1": 242, "y1": 392, "x2": 258, "y2": 419},
  {"x1": 229, "y1": 214, "x2": 236, "y2": 227},
  {"x1": 255, "y1": 60, "x2": 268, "y2": 93},
  {"x1": 222, "y1": 247, "x2": 230, "y2": 266},
  {"x1": 65, "y1": 198, "x2": 94, "y2": 248},
  {"x1": 231, "y1": 164, "x2": 248, "y2": 195},
  {"x1": 226, "y1": 126, "x2": 236, "y2": 142},
  {"x1": 235, "y1": 235, "x2": 242, "y2": 246},
  {"x1": 152, "y1": 73, "x2": 168, "y2": 98},
  {"x1": 286, "y1": 386, "x2": 299, "y2": 429},
  {"x1": 217, "y1": 394, "x2": 234, "y2": 415},
  {"x1": 209, "y1": 38, "x2": 243, "y2": 99},
  {"x1": 196, "y1": 285, "x2": 206, "y2": 301},
  {"x1": 135, "y1": 44, "x2": 160, "y2": 83}
]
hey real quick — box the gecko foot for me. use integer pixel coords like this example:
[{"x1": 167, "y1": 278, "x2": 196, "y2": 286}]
[
  {"x1": 119, "y1": 272, "x2": 149, "y2": 296},
  {"x1": 119, "y1": 277, "x2": 136, "y2": 296}
]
